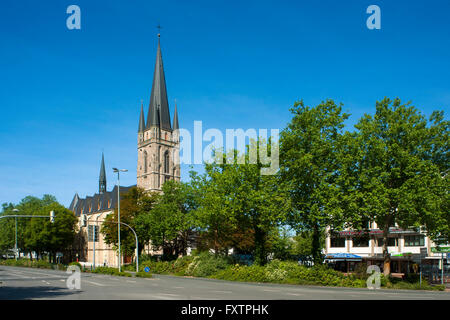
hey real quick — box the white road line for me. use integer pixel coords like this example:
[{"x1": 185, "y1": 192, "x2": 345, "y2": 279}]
[
  {"x1": 42, "y1": 280, "x2": 51, "y2": 285},
  {"x1": 263, "y1": 289, "x2": 280, "y2": 292},
  {"x1": 84, "y1": 280, "x2": 106, "y2": 287},
  {"x1": 126, "y1": 280, "x2": 136, "y2": 283},
  {"x1": 12, "y1": 269, "x2": 63, "y2": 279},
  {"x1": 159, "y1": 293, "x2": 180, "y2": 296},
  {"x1": 286, "y1": 292, "x2": 305, "y2": 296},
  {"x1": 212, "y1": 290, "x2": 233, "y2": 294},
  {"x1": 8, "y1": 272, "x2": 29, "y2": 279},
  {"x1": 149, "y1": 295, "x2": 179, "y2": 300}
]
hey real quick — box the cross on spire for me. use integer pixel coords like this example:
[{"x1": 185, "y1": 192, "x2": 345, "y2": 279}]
[{"x1": 156, "y1": 24, "x2": 162, "y2": 38}]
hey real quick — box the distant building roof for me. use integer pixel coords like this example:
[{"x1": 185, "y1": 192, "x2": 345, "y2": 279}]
[{"x1": 69, "y1": 185, "x2": 136, "y2": 217}]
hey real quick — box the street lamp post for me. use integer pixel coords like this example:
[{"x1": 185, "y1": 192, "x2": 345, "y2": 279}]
[
  {"x1": 113, "y1": 168, "x2": 127, "y2": 272},
  {"x1": 12, "y1": 209, "x2": 19, "y2": 260}
]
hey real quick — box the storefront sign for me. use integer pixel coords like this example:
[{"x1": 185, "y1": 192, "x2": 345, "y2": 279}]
[{"x1": 337, "y1": 228, "x2": 417, "y2": 236}]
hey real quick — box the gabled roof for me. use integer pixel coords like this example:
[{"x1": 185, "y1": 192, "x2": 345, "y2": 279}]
[{"x1": 69, "y1": 185, "x2": 136, "y2": 217}]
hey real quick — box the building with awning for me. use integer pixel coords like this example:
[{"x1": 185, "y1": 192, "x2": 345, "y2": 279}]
[
  {"x1": 324, "y1": 253, "x2": 362, "y2": 262},
  {"x1": 324, "y1": 253, "x2": 363, "y2": 273}
]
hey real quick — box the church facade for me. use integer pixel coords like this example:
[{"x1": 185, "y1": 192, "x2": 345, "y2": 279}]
[{"x1": 69, "y1": 35, "x2": 180, "y2": 267}]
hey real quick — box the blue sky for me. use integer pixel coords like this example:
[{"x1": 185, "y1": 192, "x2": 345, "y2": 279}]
[{"x1": 0, "y1": 0, "x2": 449, "y2": 207}]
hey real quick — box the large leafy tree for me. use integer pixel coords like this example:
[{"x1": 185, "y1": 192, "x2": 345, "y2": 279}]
[
  {"x1": 279, "y1": 99, "x2": 349, "y2": 265},
  {"x1": 136, "y1": 180, "x2": 196, "y2": 258},
  {"x1": 0, "y1": 203, "x2": 16, "y2": 255},
  {"x1": 101, "y1": 187, "x2": 158, "y2": 257},
  {"x1": 197, "y1": 140, "x2": 290, "y2": 265},
  {"x1": 26, "y1": 203, "x2": 78, "y2": 263},
  {"x1": 191, "y1": 164, "x2": 245, "y2": 255},
  {"x1": 0, "y1": 195, "x2": 77, "y2": 262},
  {"x1": 341, "y1": 98, "x2": 449, "y2": 275}
]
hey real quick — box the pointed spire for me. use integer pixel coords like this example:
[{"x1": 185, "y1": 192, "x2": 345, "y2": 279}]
[
  {"x1": 173, "y1": 99, "x2": 179, "y2": 131},
  {"x1": 146, "y1": 34, "x2": 172, "y2": 131},
  {"x1": 99, "y1": 152, "x2": 107, "y2": 194},
  {"x1": 138, "y1": 100, "x2": 145, "y2": 133}
]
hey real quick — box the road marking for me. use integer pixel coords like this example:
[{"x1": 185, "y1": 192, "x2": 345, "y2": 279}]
[
  {"x1": 42, "y1": 280, "x2": 51, "y2": 285},
  {"x1": 8, "y1": 272, "x2": 29, "y2": 279},
  {"x1": 286, "y1": 292, "x2": 305, "y2": 296},
  {"x1": 126, "y1": 280, "x2": 136, "y2": 283},
  {"x1": 212, "y1": 290, "x2": 232, "y2": 294},
  {"x1": 173, "y1": 286, "x2": 184, "y2": 289},
  {"x1": 263, "y1": 289, "x2": 280, "y2": 292},
  {"x1": 150, "y1": 295, "x2": 179, "y2": 300},
  {"x1": 159, "y1": 293, "x2": 179, "y2": 296},
  {"x1": 85, "y1": 280, "x2": 106, "y2": 287}
]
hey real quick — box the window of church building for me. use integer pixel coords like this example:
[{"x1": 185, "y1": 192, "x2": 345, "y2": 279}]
[
  {"x1": 330, "y1": 237, "x2": 346, "y2": 248},
  {"x1": 88, "y1": 225, "x2": 99, "y2": 242},
  {"x1": 164, "y1": 150, "x2": 169, "y2": 174},
  {"x1": 404, "y1": 235, "x2": 425, "y2": 247},
  {"x1": 158, "y1": 146, "x2": 161, "y2": 163},
  {"x1": 377, "y1": 237, "x2": 398, "y2": 247},
  {"x1": 352, "y1": 235, "x2": 369, "y2": 247}
]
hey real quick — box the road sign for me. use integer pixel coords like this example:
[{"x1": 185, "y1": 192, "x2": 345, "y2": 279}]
[{"x1": 144, "y1": 267, "x2": 150, "y2": 273}]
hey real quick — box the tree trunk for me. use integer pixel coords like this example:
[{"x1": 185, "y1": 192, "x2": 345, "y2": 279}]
[
  {"x1": 382, "y1": 218, "x2": 391, "y2": 277},
  {"x1": 254, "y1": 226, "x2": 266, "y2": 266},
  {"x1": 312, "y1": 222, "x2": 322, "y2": 266}
]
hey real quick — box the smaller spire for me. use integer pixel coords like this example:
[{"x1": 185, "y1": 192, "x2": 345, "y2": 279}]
[
  {"x1": 138, "y1": 100, "x2": 145, "y2": 132},
  {"x1": 173, "y1": 99, "x2": 179, "y2": 131},
  {"x1": 99, "y1": 152, "x2": 107, "y2": 194}
]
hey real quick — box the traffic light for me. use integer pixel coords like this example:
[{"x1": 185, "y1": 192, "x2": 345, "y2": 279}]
[{"x1": 50, "y1": 210, "x2": 55, "y2": 223}]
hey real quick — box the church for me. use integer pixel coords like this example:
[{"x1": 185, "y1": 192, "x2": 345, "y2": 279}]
[{"x1": 69, "y1": 34, "x2": 180, "y2": 267}]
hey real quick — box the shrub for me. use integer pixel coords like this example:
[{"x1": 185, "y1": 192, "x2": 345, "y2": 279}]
[
  {"x1": 68, "y1": 262, "x2": 82, "y2": 269},
  {"x1": 135, "y1": 271, "x2": 153, "y2": 278},
  {"x1": 92, "y1": 266, "x2": 120, "y2": 275},
  {"x1": 172, "y1": 255, "x2": 195, "y2": 275},
  {"x1": 185, "y1": 253, "x2": 231, "y2": 277}
]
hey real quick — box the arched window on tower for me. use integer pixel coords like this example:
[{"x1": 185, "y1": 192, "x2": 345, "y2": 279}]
[
  {"x1": 164, "y1": 150, "x2": 170, "y2": 174},
  {"x1": 144, "y1": 151, "x2": 148, "y2": 173}
]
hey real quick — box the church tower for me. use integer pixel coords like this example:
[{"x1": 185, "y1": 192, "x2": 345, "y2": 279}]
[{"x1": 137, "y1": 34, "x2": 180, "y2": 192}]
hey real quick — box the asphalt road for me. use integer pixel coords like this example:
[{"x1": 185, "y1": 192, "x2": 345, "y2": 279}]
[{"x1": 0, "y1": 265, "x2": 449, "y2": 300}]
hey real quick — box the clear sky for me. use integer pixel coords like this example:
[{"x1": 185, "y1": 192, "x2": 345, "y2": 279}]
[{"x1": 0, "y1": 0, "x2": 449, "y2": 207}]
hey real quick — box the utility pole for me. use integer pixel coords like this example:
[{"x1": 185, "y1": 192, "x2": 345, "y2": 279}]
[{"x1": 113, "y1": 168, "x2": 127, "y2": 272}]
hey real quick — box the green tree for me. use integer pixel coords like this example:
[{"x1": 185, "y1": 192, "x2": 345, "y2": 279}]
[
  {"x1": 0, "y1": 203, "x2": 16, "y2": 255},
  {"x1": 340, "y1": 98, "x2": 449, "y2": 275},
  {"x1": 279, "y1": 99, "x2": 349, "y2": 265},
  {"x1": 191, "y1": 165, "x2": 243, "y2": 255},
  {"x1": 290, "y1": 230, "x2": 326, "y2": 257},
  {"x1": 101, "y1": 187, "x2": 158, "y2": 257},
  {"x1": 136, "y1": 181, "x2": 196, "y2": 258},
  {"x1": 198, "y1": 140, "x2": 290, "y2": 265}
]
